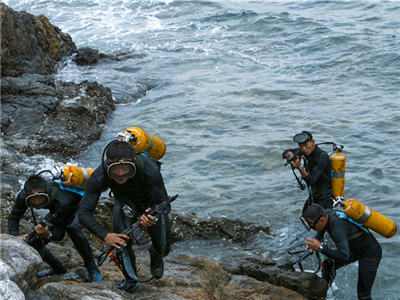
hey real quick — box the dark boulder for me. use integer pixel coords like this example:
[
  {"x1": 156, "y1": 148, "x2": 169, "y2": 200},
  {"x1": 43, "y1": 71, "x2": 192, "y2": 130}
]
[
  {"x1": 170, "y1": 211, "x2": 272, "y2": 242},
  {"x1": 1, "y1": 74, "x2": 115, "y2": 188},
  {"x1": 73, "y1": 47, "x2": 101, "y2": 65},
  {"x1": 1, "y1": 3, "x2": 77, "y2": 77}
]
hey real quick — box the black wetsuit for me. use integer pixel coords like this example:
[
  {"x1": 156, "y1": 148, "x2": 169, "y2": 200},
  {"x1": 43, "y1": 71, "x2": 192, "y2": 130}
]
[
  {"x1": 8, "y1": 184, "x2": 95, "y2": 268},
  {"x1": 319, "y1": 210, "x2": 382, "y2": 300},
  {"x1": 78, "y1": 154, "x2": 171, "y2": 279},
  {"x1": 283, "y1": 145, "x2": 334, "y2": 213}
]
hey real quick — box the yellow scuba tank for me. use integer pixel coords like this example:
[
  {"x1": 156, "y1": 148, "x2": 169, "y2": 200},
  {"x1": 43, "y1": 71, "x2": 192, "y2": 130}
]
[
  {"x1": 61, "y1": 165, "x2": 94, "y2": 189},
  {"x1": 120, "y1": 127, "x2": 166, "y2": 160},
  {"x1": 341, "y1": 198, "x2": 397, "y2": 238},
  {"x1": 331, "y1": 150, "x2": 345, "y2": 198}
]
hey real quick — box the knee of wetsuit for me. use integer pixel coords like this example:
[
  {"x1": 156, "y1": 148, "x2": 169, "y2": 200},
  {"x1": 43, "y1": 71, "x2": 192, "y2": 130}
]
[
  {"x1": 25, "y1": 234, "x2": 46, "y2": 251},
  {"x1": 66, "y1": 222, "x2": 83, "y2": 238},
  {"x1": 66, "y1": 222, "x2": 80, "y2": 232},
  {"x1": 50, "y1": 231, "x2": 65, "y2": 241}
]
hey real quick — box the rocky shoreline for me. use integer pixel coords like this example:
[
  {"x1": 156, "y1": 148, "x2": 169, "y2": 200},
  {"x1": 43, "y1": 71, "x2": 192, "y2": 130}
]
[{"x1": 0, "y1": 4, "x2": 328, "y2": 299}]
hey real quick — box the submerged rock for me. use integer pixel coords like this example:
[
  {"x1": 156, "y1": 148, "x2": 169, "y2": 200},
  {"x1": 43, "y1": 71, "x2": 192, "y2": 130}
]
[{"x1": 73, "y1": 47, "x2": 102, "y2": 65}]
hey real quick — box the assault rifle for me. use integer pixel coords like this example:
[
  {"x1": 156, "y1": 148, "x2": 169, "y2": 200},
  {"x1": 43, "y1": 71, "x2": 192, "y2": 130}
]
[
  {"x1": 284, "y1": 149, "x2": 303, "y2": 166},
  {"x1": 284, "y1": 149, "x2": 306, "y2": 191},
  {"x1": 97, "y1": 194, "x2": 179, "y2": 267},
  {"x1": 289, "y1": 247, "x2": 337, "y2": 287},
  {"x1": 288, "y1": 248, "x2": 322, "y2": 273},
  {"x1": 288, "y1": 248, "x2": 315, "y2": 272},
  {"x1": 24, "y1": 213, "x2": 58, "y2": 252}
]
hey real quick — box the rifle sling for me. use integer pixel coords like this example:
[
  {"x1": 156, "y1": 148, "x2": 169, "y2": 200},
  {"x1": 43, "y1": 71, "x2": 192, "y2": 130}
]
[
  {"x1": 160, "y1": 213, "x2": 166, "y2": 257},
  {"x1": 116, "y1": 247, "x2": 139, "y2": 281},
  {"x1": 328, "y1": 210, "x2": 369, "y2": 240}
]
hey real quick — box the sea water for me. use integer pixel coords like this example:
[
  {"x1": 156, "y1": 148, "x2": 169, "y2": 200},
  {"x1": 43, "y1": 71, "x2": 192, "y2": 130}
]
[{"x1": 3, "y1": 1, "x2": 399, "y2": 299}]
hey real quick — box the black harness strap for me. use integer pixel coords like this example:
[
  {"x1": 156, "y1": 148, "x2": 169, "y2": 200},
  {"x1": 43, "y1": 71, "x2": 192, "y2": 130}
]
[{"x1": 328, "y1": 210, "x2": 368, "y2": 240}]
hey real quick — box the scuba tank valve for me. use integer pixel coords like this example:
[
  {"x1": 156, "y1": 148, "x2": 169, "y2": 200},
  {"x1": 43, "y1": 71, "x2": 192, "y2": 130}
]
[{"x1": 117, "y1": 127, "x2": 166, "y2": 161}]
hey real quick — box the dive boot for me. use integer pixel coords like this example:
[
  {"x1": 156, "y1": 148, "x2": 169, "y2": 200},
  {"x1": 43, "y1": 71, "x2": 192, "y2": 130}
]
[
  {"x1": 37, "y1": 264, "x2": 67, "y2": 278},
  {"x1": 149, "y1": 245, "x2": 164, "y2": 279},
  {"x1": 116, "y1": 279, "x2": 138, "y2": 293},
  {"x1": 85, "y1": 261, "x2": 103, "y2": 282}
]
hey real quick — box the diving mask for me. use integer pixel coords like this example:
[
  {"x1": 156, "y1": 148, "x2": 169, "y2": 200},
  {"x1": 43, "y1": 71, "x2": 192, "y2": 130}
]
[
  {"x1": 300, "y1": 214, "x2": 322, "y2": 232},
  {"x1": 293, "y1": 132, "x2": 312, "y2": 144},
  {"x1": 107, "y1": 160, "x2": 136, "y2": 179},
  {"x1": 25, "y1": 192, "x2": 50, "y2": 209}
]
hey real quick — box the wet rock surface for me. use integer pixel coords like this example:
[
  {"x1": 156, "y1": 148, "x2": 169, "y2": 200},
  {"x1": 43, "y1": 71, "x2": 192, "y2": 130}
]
[
  {"x1": 0, "y1": 209, "x2": 327, "y2": 300},
  {"x1": 1, "y1": 234, "x2": 308, "y2": 300},
  {"x1": 0, "y1": 3, "x2": 77, "y2": 77},
  {"x1": 0, "y1": 207, "x2": 327, "y2": 300},
  {"x1": 1, "y1": 74, "x2": 114, "y2": 155},
  {"x1": 0, "y1": 3, "x2": 328, "y2": 300}
]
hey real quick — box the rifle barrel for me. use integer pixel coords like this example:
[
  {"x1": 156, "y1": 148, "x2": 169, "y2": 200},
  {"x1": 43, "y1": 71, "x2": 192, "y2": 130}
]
[
  {"x1": 288, "y1": 249, "x2": 306, "y2": 255},
  {"x1": 97, "y1": 194, "x2": 179, "y2": 267}
]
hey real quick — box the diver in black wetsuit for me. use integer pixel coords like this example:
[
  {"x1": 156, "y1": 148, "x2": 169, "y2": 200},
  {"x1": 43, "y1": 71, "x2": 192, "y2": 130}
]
[
  {"x1": 7, "y1": 174, "x2": 102, "y2": 281},
  {"x1": 303, "y1": 204, "x2": 382, "y2": 300},
  {"x1": 282, "y1": 131, "x2": 334, "y2": 214},
  {"x1": 78, "y1": 140, "x2": 171, "y2": 293}
]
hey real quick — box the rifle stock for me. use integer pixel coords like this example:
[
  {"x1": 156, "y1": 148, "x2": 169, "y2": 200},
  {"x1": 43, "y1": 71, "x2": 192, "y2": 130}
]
[{"x1": 97, "y1": 194, "x2": 179, "y2": 267}]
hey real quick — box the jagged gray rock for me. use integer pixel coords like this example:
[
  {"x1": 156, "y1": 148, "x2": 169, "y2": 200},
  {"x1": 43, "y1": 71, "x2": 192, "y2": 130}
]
[
  {"x1": 1, "y1": 74, "x2": 114, "y2": 156},
  {"x1": 0, "y1": 3, "x2": 77, "y2": 77},
  {"x1": 0, "y1": 280, "x2": 25, "y2": 300},
  {"x1": 1, "y1": 74, "x2": 115, "y2": 189},
  {"x1": 0, "y1": 235, "x2": 42, "y2": 298},
  {"x1": 0, "y1": 234, "x2": 309, "y2": 300}
]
